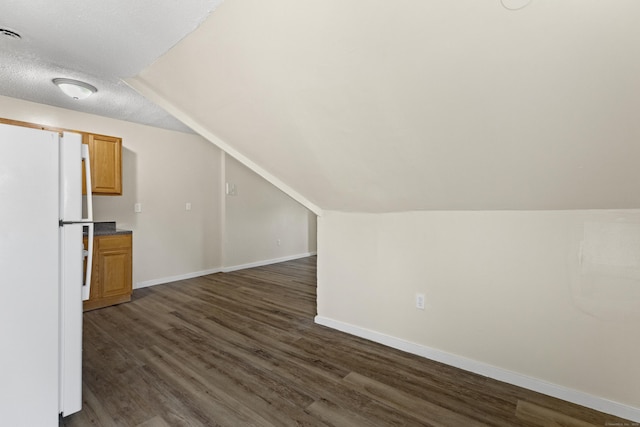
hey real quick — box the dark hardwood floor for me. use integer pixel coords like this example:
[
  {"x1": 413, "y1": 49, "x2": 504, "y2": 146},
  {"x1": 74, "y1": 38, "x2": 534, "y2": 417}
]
[{"x1": 61, "y1": 256, "x2": 630, "y2": 426}]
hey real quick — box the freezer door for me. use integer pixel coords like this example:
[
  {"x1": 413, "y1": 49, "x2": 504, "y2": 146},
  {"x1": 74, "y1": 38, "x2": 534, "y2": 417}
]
[{"x1": 0, "y1": 124, "x2": 61, "y2": 426}]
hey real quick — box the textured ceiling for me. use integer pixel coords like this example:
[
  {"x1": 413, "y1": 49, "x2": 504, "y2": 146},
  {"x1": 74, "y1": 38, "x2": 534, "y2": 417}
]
[
  {"x1": 0, "y1": 0, "x2": 223, "y2": 133},
  {"x1": 131, "y1": 0, "x2": 640, "y2": 212}
]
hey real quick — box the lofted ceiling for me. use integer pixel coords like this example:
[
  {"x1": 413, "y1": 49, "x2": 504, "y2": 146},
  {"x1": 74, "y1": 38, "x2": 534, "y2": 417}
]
[
  {"x1": 130, "y1": 0, "x2": 640, "y2": 213},
  {"x1": 0, "y1": 0, "x2": 223, "y2": 133},
  {"x1": 2, "y1": 0, "x2": 639, "y2": 213}
]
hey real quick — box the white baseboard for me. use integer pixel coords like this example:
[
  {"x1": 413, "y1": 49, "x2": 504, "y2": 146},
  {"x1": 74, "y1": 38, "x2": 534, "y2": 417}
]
[
  {"x1": 135, "y1": 267, "x2": 222, "y2": 289},
  {"x1": 222, "y1": 252, "x2": 317, "y2": 273},
  {"x1": 314, "y1": 316, "x2": 640, "y2": 423},
  {"x1": 134, "y1": 252, "x2": 317, "y2": 289}
]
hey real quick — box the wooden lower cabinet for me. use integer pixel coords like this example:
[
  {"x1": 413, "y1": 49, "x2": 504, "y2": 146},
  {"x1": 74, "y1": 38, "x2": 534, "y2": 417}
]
[{"x1": 83, "y1": 233, "x2": 132, "y2": 311}]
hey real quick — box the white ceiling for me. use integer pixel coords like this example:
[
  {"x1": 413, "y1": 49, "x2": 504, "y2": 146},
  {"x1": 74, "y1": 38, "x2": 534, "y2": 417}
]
[
  {"x1": 0, "y1": 0, "x2": 223, "y2": 133},
  {"x1": 131, "y1": 0, "x2": 640, "y2": 212}
]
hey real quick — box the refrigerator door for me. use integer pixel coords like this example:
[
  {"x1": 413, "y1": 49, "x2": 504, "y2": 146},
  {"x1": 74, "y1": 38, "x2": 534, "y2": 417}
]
[
  {"x1": 58, "y1": 132, "x2": 86, "y2": 416},
  {"x1": 60, "y1": 133, "x2": 94, "y2": 301},
  {"x1": 59, "y1": 222, "x2": 83, "y2": 416},
  {"x1": 0, "y1": 124, "x2": 61, "y2": 426}
]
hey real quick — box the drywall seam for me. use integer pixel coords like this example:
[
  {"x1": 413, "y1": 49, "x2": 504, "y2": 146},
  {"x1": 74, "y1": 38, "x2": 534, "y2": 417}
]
[
  {"x1": 314, "y1": 315, "x2": 640, "y2": 423},
  {"x1": 124, "y1": 76, "x2": 322, "y2": 216},
  {"x1": 222, "y1": 252, "x2": 317, "y2": 273}
]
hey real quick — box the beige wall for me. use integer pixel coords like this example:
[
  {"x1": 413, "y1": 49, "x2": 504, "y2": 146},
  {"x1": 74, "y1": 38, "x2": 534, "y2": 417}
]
[
  {"x1": 93, "y1": 124, "x2": 223, "y2": 285},
  {"x1": 224, "y1": 154, "x2": 317, "y2": 269},
  {"x1": 318, "y1": 210, "x2": 640, "y2": 413}
]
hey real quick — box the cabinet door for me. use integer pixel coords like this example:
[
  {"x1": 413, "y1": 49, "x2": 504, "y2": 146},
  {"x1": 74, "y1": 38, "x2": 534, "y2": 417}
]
[
  {"x1": 83, "y1": 133, "x2": 122, "y2": 195},
  {"x1": 97, "y1": 235, "x2": 132, "y2": 298},
  {"x1": 83, "y1": 234, "x2": 132, "y2": 311}
]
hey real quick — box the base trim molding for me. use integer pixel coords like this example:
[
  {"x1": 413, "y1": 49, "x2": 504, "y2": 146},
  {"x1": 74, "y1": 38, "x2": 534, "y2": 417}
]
[
  {"x1": 222, "y1": 252, "x2": 317, "y2": 273},
  {"x1": 135, "y1": 253, "x2": 317, "y2": 289},
  {"x1": 314, "y1": 315, "x2": 640, "y2": 423},
  {"x1": 135, "y1": 268, "x2": 222, "y2": 289}
]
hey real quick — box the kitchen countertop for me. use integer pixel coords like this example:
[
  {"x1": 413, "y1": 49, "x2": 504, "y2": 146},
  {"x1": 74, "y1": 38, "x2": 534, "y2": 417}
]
[
  {"x1": 88, "y1": 221, "x2": 132, "y2": 236},
  {"x1": 94, "y1": 228, "x2": 132, "y2": 236}
]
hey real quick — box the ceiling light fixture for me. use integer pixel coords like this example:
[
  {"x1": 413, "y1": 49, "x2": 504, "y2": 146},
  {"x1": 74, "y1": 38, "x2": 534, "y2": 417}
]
[
  {"x1": 0, "y1": 28, "x2": 21, "y2": 40},
  {"x1": 52, "y1": 78, "x2": 97, "y2": 100}
]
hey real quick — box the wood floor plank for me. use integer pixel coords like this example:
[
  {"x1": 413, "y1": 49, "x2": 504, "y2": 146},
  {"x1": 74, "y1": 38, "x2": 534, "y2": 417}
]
[
  {"x1": 61, "y1": 382, "x2": 118, "y2": 427},
  {"x1": 291, "y1": 334, "x2": 518, "y2": 426},
  {"x1": 515, "y1": 400, "x2": 598, "y2": 427},
  {"x1": 136, "y1": 415, "x2": 173, "y2": 427},
  {"x1": 140, "y1": 343, "x2": 325, "y2": 427},
  {"x1": 163, "y1": 315, "x2": 431, "y2": 426},
  {"x1": 306, "y1": 399, "x2": 381, "y2": 427},
  {"x1": 137, "y1": 345, "x2": 275, "y2": 427},
  {"x1": 343, "y1": 372, "x2": 485, "y2": 427},
  {"x1": 61, "y1": 256, "x2": 634, "y2": 427}
]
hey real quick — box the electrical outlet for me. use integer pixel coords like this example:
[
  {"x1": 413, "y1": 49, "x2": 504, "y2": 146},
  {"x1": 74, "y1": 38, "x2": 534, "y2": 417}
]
[
  {"x1": 277, "y1": 239, "x2": 281, "y2": 246},
  {"x1": 185, "y1": 202, "x2": 192, "y2": 211},
  {"x1": 416, "y1": 293, "x2": 425, "y2": 310},
  {"x1": 134, "y1": 203, "x2": 142, "y2": 213}
]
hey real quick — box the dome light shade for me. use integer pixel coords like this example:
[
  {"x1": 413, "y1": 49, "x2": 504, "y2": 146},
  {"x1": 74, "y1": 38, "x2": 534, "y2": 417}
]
[{"x1": 52, "y1": 78, "x2": 97, "y2": 100}]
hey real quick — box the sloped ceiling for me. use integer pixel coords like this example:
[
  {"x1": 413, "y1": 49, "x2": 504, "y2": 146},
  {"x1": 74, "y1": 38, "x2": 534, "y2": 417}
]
[{"x1": 129, "y1": 0, "x2": 640, "y2": 213}]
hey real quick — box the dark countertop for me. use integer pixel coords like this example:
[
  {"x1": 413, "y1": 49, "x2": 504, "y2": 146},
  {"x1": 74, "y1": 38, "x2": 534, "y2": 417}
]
[
  {"x1": 88, "y1": 221, "x2": 132, "y2": 236},
  {"x1": 94, "y1": 228, "x2": 132, "y2": 236}
]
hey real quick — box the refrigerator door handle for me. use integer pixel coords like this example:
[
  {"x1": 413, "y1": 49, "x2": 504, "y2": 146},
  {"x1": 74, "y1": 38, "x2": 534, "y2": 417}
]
[
  {"x1": 82, "y1": 222, "x2": 94, "y2": 301},
  {"x1": 81, "y1": 144, "x2": 93, "y2": 222},
  {"x1": 81, "y1": 143, "x2": 93, "y2": 301}
]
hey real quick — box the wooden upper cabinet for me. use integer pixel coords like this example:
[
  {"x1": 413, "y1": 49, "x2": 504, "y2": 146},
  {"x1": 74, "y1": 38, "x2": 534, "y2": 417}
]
[{"x1": 82, "y1": 133, "x2": 122, "y2": 195}]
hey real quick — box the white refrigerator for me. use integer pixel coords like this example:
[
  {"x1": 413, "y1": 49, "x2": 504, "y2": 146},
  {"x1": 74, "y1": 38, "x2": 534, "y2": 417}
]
[{"x1": 0, "y1": 123, "x2": 94, "y2": 426}]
